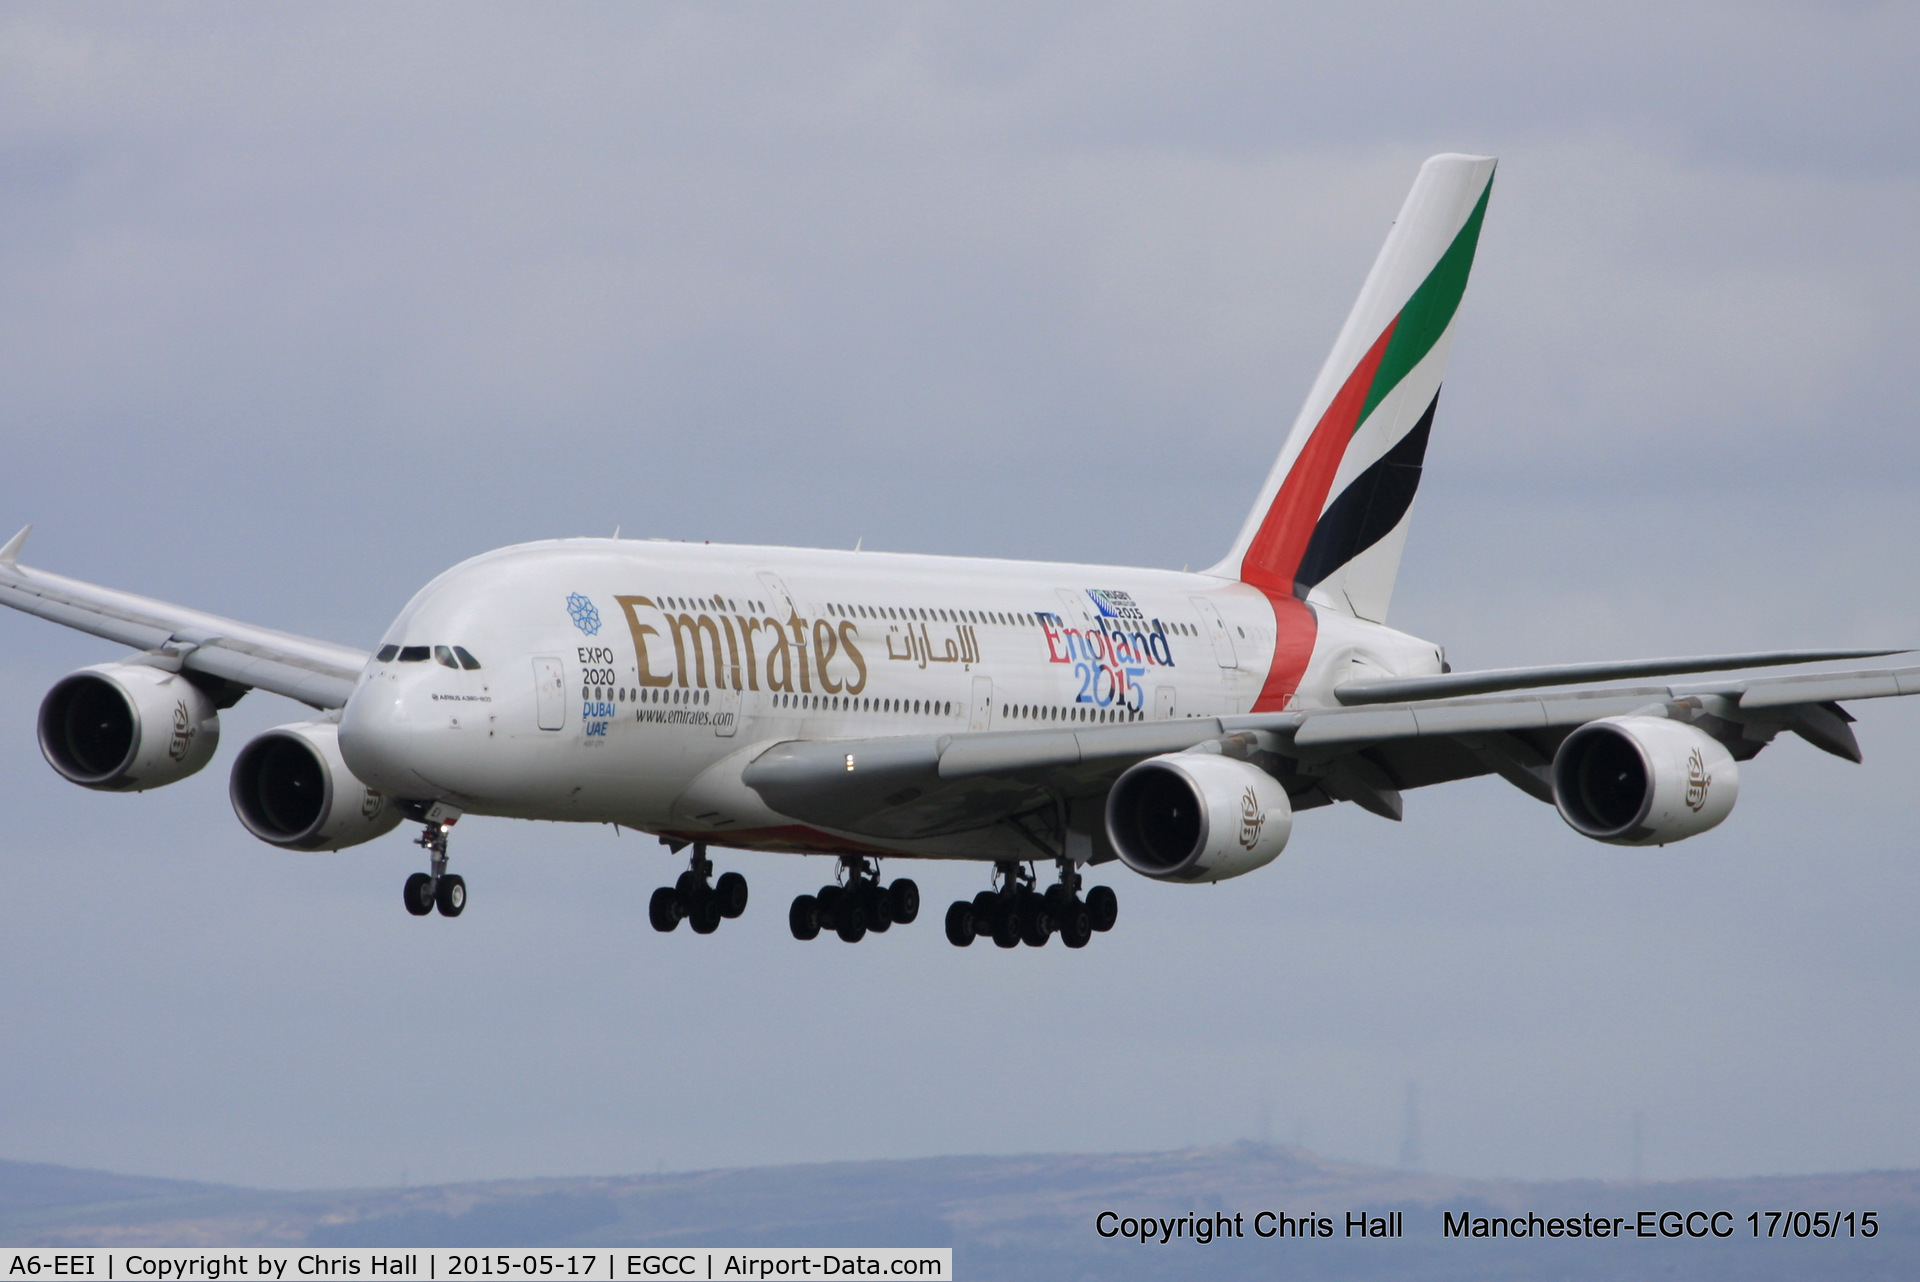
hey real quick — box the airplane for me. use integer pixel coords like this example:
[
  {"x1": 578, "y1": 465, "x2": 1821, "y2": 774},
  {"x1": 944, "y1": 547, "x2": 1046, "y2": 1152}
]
[{"x1": 6, "y1": 153, "x2": 1916, "y2": 950}]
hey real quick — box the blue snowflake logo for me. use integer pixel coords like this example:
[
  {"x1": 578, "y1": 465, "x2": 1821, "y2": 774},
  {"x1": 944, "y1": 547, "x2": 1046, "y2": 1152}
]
[{"x1": 566, "y1": 593, "x2": 602, "y2": 636}]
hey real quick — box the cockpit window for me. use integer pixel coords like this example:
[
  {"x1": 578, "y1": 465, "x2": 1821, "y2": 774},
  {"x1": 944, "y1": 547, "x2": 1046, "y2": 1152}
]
[
  {"x1": 453, "y1": 646, "x2": 482, "y2": 670},
  {"x1": 398, "y1": 646, "x2": 431, "y2": 662},
  {"x1": 433, "y1": 645, "x2": 459, "y2": 669},
  {"x1": 376, "y1": 645, "x2": 399, "y2": 662}
]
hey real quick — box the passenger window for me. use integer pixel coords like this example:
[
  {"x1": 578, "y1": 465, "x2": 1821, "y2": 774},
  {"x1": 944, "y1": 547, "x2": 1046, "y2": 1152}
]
[
  {"x1": 453, "y1": 646, "x2": 482, "y2": 670},
  {"x1": 433, "y1": 646, "x2": 459, "y2": 669},
  {"x1": 398, "y1": 646, "x2": 430, "y2": 662},
  {"x1": 376, "y1": 645, "x2": 399, "y2": 662}
]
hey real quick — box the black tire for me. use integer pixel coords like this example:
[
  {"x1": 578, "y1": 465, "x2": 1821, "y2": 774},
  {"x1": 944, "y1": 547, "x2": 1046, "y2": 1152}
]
[
  {"x1": 1059, "y1": 902, "x2": 1093, "y2": 948},
  {"x1": 1044, "y1": 884, "x2": 1074, "y2": 917},
  {"x1": 1087, "y1": 884, "x2": 1118, "y2": 932},
  {"x1": 675, "y1": 869, "x2": 708, "y2": 902},
  {"x1": 789, "y1": 894, "x2": 820, "y2": 941},
  {"x1": 888, "y1": 878, "x2": 921, "y2": 925},
  {"x1": 435, "y1": 874, "x2": 467, "y2": 918},
  {"x1": 816, "y1": 884, "x2": 843, "y2": 929},
  {"x1": 1020, "y1": 891, "x2": 1050, "y2": 947},
  {"x1": 403, "y1": 872, "x2": 434, "y2": 917},
  {"x1": 649, "y1": 886, "x2": 681, "y2": 932},
  {"x1": 836, "y1": 911, "x2": 867, "y2": 943},
  {"x1": 944, "y1": 900, "x2": 975, "y2": 946},
  {"x1": 990, "y1": 898, "x2": 1021, "y2": 949},
  {"x1": 972, "y1": 890, "x2": 1000, "y2": 928},
  {"x1": 689, "y1": 896, "x2": 723, "y2": 934},
  {"x1": 863, "y1": 885, "x2": 892, "y2": 933},
  {"x1": 714, "y1": 871, "x2": 749, "y2": 919}
]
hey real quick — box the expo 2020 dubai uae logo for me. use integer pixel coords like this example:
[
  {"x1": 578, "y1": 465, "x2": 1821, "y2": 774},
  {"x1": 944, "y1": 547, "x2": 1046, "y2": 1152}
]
[{"x1": 567, "y1": 593, "x2": 602, "y2": 636}]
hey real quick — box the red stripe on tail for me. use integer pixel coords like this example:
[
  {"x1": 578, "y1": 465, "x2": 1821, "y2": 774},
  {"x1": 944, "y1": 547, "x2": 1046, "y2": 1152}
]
[
  {"x1": 1240, "y1": 318, "x2": 1397, "y2": 595},
  {"x1": 1241, "y1": 319, "x2": 1396, "y2": 711}
]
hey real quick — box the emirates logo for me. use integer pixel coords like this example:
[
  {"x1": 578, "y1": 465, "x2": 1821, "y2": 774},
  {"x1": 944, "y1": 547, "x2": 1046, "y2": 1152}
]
[
  {"x1": 1685, "y1": 748, "x2": 1712, "y2": 813},
  {"x1": 166, "y1": 700, "x2": 195, "y2": 763},
  {"x1": 1238, "y1": 787, "x2": 1266, "y2": 850}
]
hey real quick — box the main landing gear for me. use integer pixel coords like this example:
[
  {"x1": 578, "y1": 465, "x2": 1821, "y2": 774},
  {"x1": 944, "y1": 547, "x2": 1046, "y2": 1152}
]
[
  {"x1": 943, "y1": 860, "x2": 1116, "y2": 949},
  {"x1": 402, "y1": 803, "x2": 465, "y2": 918},
  {"x1": 648, "y1": 842, "x2": 749, "y2": 934},
  {"x1": 789, "y1": 857, "x2": 919, "y2": 943}
]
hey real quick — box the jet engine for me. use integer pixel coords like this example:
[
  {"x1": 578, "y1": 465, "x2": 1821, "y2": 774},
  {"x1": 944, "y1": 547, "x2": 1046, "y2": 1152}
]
[
  {"x1": 230, "y1": 720, "x2": 402, "y2": 851},
  {"x1": 1105, "y1": 751, "x2": 1293, "y2": 882},
  {"x1": 1552, "y1": 715, "x2": 1738, "y2": 846},
  {"x1": 38, "y1": 662, "x2": 220, "y2": 791}
]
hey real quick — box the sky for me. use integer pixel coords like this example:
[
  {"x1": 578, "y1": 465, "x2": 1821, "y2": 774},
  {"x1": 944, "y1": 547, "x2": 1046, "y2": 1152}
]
[{"x1": 2, "y1": 1, "x2": 1919, "y2": 1191}]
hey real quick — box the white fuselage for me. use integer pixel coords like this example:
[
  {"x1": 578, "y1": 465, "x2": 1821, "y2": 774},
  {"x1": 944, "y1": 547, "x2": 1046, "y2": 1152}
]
[{"x1": 336, "y1": 539, "x2": 1443, "y2": 859}]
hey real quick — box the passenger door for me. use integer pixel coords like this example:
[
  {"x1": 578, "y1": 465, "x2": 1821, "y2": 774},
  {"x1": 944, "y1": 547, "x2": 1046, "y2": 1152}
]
[
  {"x1": 532, "y1": 655, "x2": 566, "y2": 731},
  {"x1": 1189, "y1": 596, "x2": 1239, "y2": 669},
  {"x1": 969, "y1": 676, "x2": 994, "y2": 732}
]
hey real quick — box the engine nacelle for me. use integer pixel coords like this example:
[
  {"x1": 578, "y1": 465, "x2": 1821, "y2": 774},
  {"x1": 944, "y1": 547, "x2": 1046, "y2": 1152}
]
[
  {"x1": 230, "y1": 720, "x2": 402, "y2": 851},
  {"x1": 38, "y1": 662, "x2": 220, "y2": 791},
  {"x1": 1105, "y1": 751, "x2": 1293, "y2": 882},
  {"x1": 1552, "y1": 715, "x2": 1738, "y2": 846}
]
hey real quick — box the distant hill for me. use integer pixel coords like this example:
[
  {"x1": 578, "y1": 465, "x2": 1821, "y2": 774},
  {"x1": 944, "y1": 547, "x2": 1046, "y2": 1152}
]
[{"x1": 5, "y1": 1143, "x2": 1918, "y2": 1280}]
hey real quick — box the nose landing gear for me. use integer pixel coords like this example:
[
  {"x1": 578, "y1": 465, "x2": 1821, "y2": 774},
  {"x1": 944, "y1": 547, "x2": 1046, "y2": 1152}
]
[
  {"x1": 944, "y1": 860, "x2": 1114, "y2": 948},
  {"x1": 789, "y1": 857, "x2": 919, "y2": 943},
  {"x1": 402, "y1": 802, "x2": 464, "y2": 918},
  {"x1": 649, "y1": 842, "x2": 750, "y2": 934}
]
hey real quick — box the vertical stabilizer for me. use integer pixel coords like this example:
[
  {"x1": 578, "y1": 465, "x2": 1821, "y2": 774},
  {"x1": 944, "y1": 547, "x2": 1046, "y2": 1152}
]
[{"x1": 1213, "y1": 154, "x2": 1495, "y2": 625}]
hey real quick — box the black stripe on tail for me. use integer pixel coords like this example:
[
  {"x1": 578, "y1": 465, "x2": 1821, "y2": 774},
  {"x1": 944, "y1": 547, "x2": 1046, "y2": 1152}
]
[{"x1": 1292, "y1": 390, "x2": 1438, "y2": 598}]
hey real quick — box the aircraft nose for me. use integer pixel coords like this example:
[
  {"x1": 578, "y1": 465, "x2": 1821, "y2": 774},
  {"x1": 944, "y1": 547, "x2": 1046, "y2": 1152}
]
[{"x1": 337, "y1": 670, "x2": 420, "y2": 795}]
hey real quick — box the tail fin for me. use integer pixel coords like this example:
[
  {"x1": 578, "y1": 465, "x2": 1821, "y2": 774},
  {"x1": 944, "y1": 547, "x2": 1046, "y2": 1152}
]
[{"x1": 1214, "y1": 154, "x2": 1495, "y2": 624}]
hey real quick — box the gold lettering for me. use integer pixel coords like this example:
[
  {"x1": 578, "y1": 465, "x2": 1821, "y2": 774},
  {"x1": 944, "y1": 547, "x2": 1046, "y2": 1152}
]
[
  {"x1": 812, "y1": 618, "x2": 842, "y2": 694},
  {"x1": 668, "y1": 613, "x2": 726, "y2": 689},
  {"x1": 735, "y1": 617, "x2": 762, "y2": 691},
  {"x1": 838, "y1": 621, "x2": 867, "y2": 694},
  {"x1": 617, "y1": 596, "x2": 674, "y2": 688},
  {"x1": 788, "y1": 614, "x2": 812, "y2": 693},
  {"x1": 765, "y1": 618, "x2": 793, "y2": 692},
  {"x1": 719, "y1": 615, "x2": 742, "y2": 690}
]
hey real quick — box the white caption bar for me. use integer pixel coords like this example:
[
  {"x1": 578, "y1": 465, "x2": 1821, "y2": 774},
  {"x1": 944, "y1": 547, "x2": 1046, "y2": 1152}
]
[{"x1": 0, "y1": 1251, "x2": 952, "y2": 1282}]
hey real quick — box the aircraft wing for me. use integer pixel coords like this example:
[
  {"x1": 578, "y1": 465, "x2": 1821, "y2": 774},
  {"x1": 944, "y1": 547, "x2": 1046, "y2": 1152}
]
[
  {"x1": 0, "y1": 527, "x2": 365, "y2": 710},
  {"x1": 744, "y1": 662, "x2": 1920, "y2": 843}
]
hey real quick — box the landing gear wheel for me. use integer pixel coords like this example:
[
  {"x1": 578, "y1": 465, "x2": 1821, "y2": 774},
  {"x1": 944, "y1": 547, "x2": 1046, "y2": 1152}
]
[
  {"x1": 1020, "y1": 891, "x2": 1051, "y2": 947},
  {"x1": 403, "y1": 872, "x2": 434, "y2": 917},
  {"x1": 675, "y1": 869, "x2": 707, "y2": 900},
  {"x1": 888, "y1": 879, "x2": 920, "y2": 925},
  {"x1": 944, "y1": 900, "x2": 976, "y2": 946},
  {"x1": 714, "y1": 871, "x2": 749, "y2": 919},
  {"x1": 990, "y1": 899, "x2": 1021, "y2": 949},
  {"x1": 836, "y1": 912, "x2": 868, "y2": 944},
  {"x1": 434, "y1": 874, "x2": 466, "y2": 917},
  {"x1": 816, "y1": 885, "x2": 843, "y2": 928},
  {"x1": 1058, "y1": 900, "x2": 1093, "y2": 948},
  {"x1": 1086, "y1": 885, "x2": 1118, "y2": 932},
  {"x1": 689, "y1": 894, "x2": 723, "y2": 934},
  {"x1": 649, "y1": 886, "x2": 681, "y2": 932},
  {"x1": 789, "y1": 894, "x2": 821, "y2": 941},
  {"x1": 864, "y1": 885, "x2": 892, "y2": 933}
]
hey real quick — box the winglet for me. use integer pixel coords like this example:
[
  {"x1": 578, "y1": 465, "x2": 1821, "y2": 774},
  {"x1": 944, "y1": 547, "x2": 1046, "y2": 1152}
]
[{"x1": 0, "y1": 525, "x2": 30, "y2": 567}]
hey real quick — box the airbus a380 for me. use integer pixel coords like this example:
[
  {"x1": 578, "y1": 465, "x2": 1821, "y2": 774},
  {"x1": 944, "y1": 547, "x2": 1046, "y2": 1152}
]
[{"x1": 7, "y1": 154, "x2": 1914, "y2": 948}]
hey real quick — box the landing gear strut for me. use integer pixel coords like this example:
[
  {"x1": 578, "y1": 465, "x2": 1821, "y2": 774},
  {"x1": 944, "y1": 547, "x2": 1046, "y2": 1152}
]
[
  {"x1": 649, "y1": 841, "x2": 749, "y2": 934},
  {"x1": 944, "y1": 859, "x2": 1114, "y2": 948},
  {"x1": 402, "y1": 802, "x2": 464, "y2": 918},
  {"x1": 789, "y1": 857, "x2": 919, "y2": 943}
]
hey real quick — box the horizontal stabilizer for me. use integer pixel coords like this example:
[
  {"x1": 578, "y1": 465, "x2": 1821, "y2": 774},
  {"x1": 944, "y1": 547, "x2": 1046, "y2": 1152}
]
[{"x1": 1334, "y1": 649, "x2": 1908, "y2": 706}]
